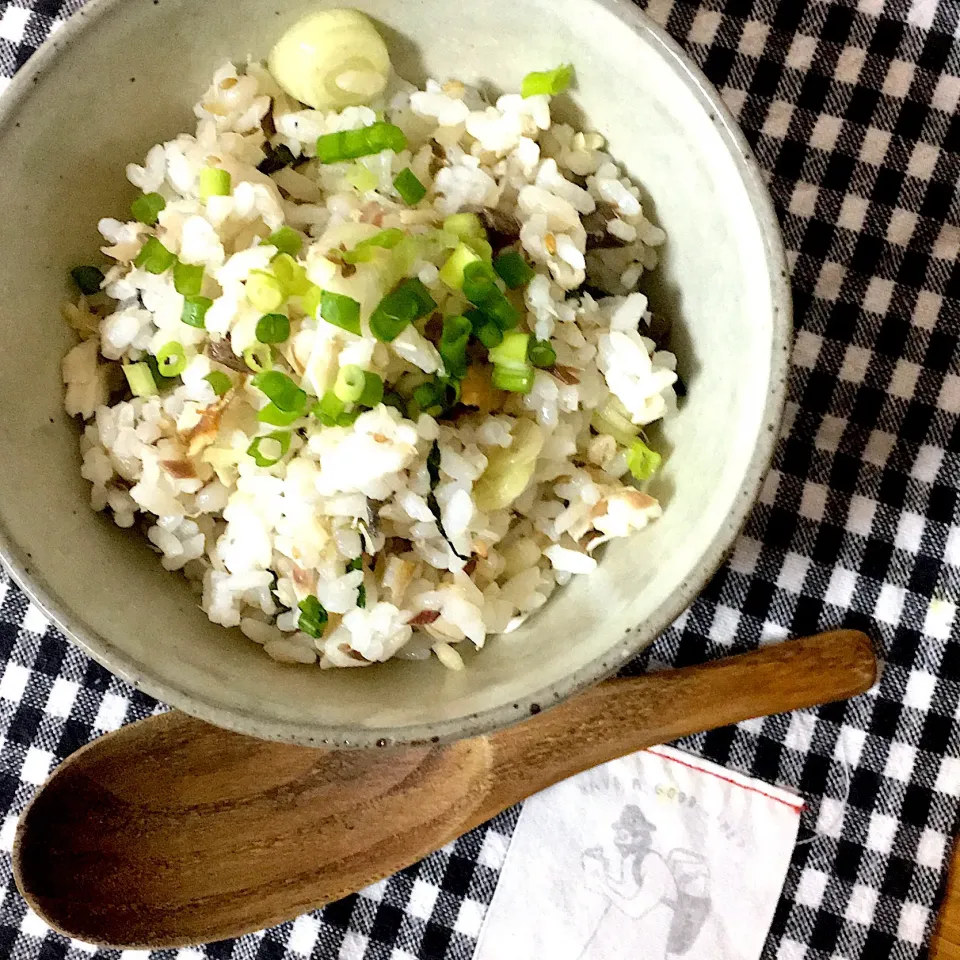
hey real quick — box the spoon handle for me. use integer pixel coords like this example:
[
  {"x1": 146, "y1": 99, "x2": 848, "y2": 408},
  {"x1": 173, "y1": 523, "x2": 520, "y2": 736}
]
[{"x1": 468, "y1": 629, "x2": 876, "y2": 830}]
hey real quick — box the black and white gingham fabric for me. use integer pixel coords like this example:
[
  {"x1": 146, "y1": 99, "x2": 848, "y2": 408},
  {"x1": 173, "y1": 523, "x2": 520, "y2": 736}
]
[{"x1": 1, "y1": 0, "x2": 959, "y2": 956}]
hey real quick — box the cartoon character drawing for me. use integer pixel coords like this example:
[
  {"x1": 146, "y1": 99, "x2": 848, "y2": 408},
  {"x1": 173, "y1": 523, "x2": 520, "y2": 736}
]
[{"x1": 578, "y1": 805, "x2": 710, "y2": 959}]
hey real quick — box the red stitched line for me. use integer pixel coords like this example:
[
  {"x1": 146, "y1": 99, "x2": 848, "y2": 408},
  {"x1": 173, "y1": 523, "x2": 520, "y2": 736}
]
[{"x1": 647, "y1": 747, "x2": 806, "y2": 812}]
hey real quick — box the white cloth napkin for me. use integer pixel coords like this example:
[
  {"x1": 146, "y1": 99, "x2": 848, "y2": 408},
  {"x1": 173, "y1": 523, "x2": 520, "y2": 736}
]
[{"x1": 473, "y1": 745, "x2": 802, "y2": 960}]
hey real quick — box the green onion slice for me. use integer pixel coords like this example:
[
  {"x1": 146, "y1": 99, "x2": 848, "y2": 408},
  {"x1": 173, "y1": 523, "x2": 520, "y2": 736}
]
[
  {"x1": 529, "y1": 338, "x2": 557, "y2": 368},
  {"x1": 315, "y1": 122, "x2": 407, "y2": 164},
  {"x1": 358, "y1": 371, "x2": 384, "y2": 408},
  {"x1": 251, "y1": 370, "x2": 307, "y2": 413},
  {"x1": 491, "y1": 366, "x2": 534, "y2": 393},
  {"x1": 243, "y1": 342, "x2": 272, "y2": 373},
  {"x1": 123, "y1": 361, "x2": 158, "y2": 397},
  {"x1": 199, "y1": 167, "x2": 231, "y2": 198},
  {"x1": 311, "y1": 390, "x2": 346, "y2": 426},
  {"x1": 70, "y1": 265, "x2": 105, "y2": 295},
  {"x1": 626, "y1": 437, "x2": 662, "y2": 481},
  {"x1": 488, "y1": 331, "x2": 530, "y2": 370},
  {"x1": 493, "y1": 250, "x2": 535, "y2": 288},
  {"x1": 131, "y1": 192, "x2": 166, "y2": 226},
  {"x1": 442, "y1": 213, "x2": 486, "y2": 241},
  {"x1": 393, "y1": 168, "x2": 427, "y2": 205},
  {"x1": 264, "y1": 226, "x2": 302, "y2": 256},
  {"x1": 134, "y1": 237, "x2": 176, "y2": 274},
  {"x1": 297, "y1": 595, "x2": 328, "y2": 638},
  {"x1": 247, "y1": 431, "x2": 291, "y2": 467},
  {"x1": 271, "y1": 254, "x2": 311, "y2": 297},
  {"x1": 204, "y1": 371, "x2": 233, "y2": 396},
  {"x1": 320, "y1": 291, "x2": 361, "y2": 335},
  {"x1": 521, "y1": 63, "x2": 574, "y2": 98},
  {"x1": 342, "y1": 228, "x2": 405, "y2": 264},
  {"x1": 439, "y1": 242, "x2": 481, "y2": 291},
  {"x1": 173, "y1": 261, "x2": 205, "y2": 296},
  {"x1": 369, "y1": 279, "x2": 437, "y2": 342},
  {"x1": 257, "y1": 402, "x2": 301, "y2": 426},
  {"x1": 245, "y1": 271, "x2": 285, "y2": 312},
  {"x1": 439, "y1": 314, "x2": 471, "y2": 379},
  {"x1": 155, "y1": 342, "x2": 187, "y2": 378},
  {"x1": 334, "y1": 364, "x2": 366, "y2": 404},
  {"x1": 255, "y1": 313, "x2": 290, "y2": 344},
  {"x1": 181, "y1": 295, "x2": 213, "y2": 328}
]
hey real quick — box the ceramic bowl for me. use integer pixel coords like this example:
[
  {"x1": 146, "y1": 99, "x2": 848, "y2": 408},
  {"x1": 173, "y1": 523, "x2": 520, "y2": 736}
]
[{"x1": 0, "y1": 0, "x2": 790, "y2": 746}]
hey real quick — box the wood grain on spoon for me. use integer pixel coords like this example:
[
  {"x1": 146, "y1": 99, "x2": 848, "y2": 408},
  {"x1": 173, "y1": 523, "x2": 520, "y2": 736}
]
[{"x1": 14, "y1": 629, "x2": 875, "y2": 948}]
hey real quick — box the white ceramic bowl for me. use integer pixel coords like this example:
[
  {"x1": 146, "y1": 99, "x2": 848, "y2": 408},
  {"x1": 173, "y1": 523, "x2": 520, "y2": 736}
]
[{"x1": 0, "y1": 0, "x2": 790, "y2": 746}]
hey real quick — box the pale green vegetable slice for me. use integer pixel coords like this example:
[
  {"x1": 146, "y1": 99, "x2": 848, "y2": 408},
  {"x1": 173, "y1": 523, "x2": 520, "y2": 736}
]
[
  {"x1": 269, "y1": 8, "x2": 391, "y2": 110},
  {"x1": 473, "y1": 419, "x2": 544, "y2": 512}
]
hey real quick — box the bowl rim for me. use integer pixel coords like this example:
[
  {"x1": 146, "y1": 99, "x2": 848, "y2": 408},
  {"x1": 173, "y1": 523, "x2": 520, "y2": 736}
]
[{"x1": 0, "y1": 0, "x2": 791, "y2": 748}]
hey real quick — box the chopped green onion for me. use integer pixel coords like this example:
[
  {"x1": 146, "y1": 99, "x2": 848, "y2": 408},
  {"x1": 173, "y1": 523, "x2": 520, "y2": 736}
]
[
  {"x1": 358, "y1": 371, "x2": 384, "y2": 408},
  {"x1": 461, "y1": 260, "x2": 498, "y2": 302},
  {"x1": 245, "y1": 271, "x2": 285, "y2": 312},
  {"x1": 204, "y1": 371, "x2": 233, "y2": 397},
  {"x1": 173, "y1": 261, "x2": 205, "y2": 296},
  {"x1": 258, "y1": 402, "x2": 301, "y2": 426},
  {"x1": 155, "y1": 342, "x2": 187, "y2": 378},
  {"x1": 181, "y1": 295, "x2": 212, "y2": 328},
  {"x1": 70, "y1": 265, "x2": 104, "y2": 295},
  {"x1": 199, "y1": 167, "x2": 231, "y2": 198},
  {"x1": 312, "y1": 390, "x2": 346, "y2": 426},
  {"x1": 468, "y1": 309, "x2": 504, "y2": 349},
  {"x1": 243, "y1": 342, "x2": 272, "y2": 373},
  {"x1": 382, "y1": 391, "x2": 405, "y2": 413},
  {"x1": 493, "y1": 250, "x2": 535, "y2": 288},
  {"x1": 348, "y1": 557, "x2": 363, "y2": 571},
  {"x1": 271, "y1": 254, "x2": 311, "y2": 296},
  {"x1": 301, "y1": 283, "x2": 323, "y2": 318},
  {"x1": 489, "y1": 331, "x2": 530, "y2": 370},
  {"x1": 439, "y1": 242, "x2": 481, "y2": 291},
  {"x1": 626, "y1": 437, "x2": 662, "y2": 481},
  {"x1": 345, "y1": 162, "x2": 379, "y2": 192},
  {"x1": 521, "y1": 63, "x2": 574, "y2": 98},
  {"x1": 131, "y1": 192, "x2": 166, "y2": 226},
  {"x1": 439, "y1": 314, "x2": 471, "y2": 379},
  {"x1": 315, "y1": 122, "x2": 408, "y2": 163},
  {"x1": 134, "y1": 236, "x2": 176, "y2": 274},
  {"x1": 297, "y1": 595, "x2": 328, "y2": 638},
  {"x1": 337, "y1": 409, "x2": 360, "y2": 427},
  {"x1": 393, "y1": 167, "x2": 426, "y2": 205},
  {"x1": 257, "y1": 142, "x2": 296, "y2": 175},
  {"x1": 492, "y1": 366, "x2": 534, "y2": 393},
  {"x1": 343, "y1": 228, "x2": 405, "y2": 264},
  {"x1": 320, "y1": 290, "x2": 362, "y2": 335},
  {"x1": 529, "y1": 339, "x2": 557, "y2": 368},
  {"x1": 369, "y1": 279, "x2": 437, "y2": 342},
  {"x1": 442, "y1": 213, "x2": 486, "y2": 241},
  {"x1": 412, "y1": 379, "x2": 443, "y2": 414},
  {"x1": 464, "y1": 235, "x2": 493, "y2": 262},
  {"x1": 247, "y1": 431, "x2": 291, "y2": 467},
  {"x1": 123, "y1": 361, "x2": 158, "y2": 397},
  {"x1": 476, "y1": 319, "x2": 503, "y2": 349},
  {"x1": 255, "y1": 313, "x2": 290, "y2": 344},
  {"x1": 334, "y1": 364, "x2": 366, "y2": 404},
  {"x1": 251, "y1": 370, "x2": 307, "y2": 413},
  {"x1": 591, "y1": 397, "x2": 640, "y2": 447},
  {"x1": 357, "y1": 581, "x2": 367, "y2": 608},
  {"x1": 264, "y1": 226, "x2": 302, "y2": 257}
]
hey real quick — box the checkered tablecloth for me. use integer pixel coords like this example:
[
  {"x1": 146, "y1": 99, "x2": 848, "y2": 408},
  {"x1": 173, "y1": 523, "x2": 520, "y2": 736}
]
[{"x1": 1, "y1": 0, "x2": 959, "y2": 957}]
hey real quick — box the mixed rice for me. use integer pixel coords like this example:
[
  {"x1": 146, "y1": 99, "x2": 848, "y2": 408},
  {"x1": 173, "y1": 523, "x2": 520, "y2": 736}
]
[{"x1": 60, "y1": 9, "x2": 679, "y2": 669}]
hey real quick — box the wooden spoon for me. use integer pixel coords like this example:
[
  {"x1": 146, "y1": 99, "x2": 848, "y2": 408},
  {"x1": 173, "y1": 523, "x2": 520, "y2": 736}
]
[{"x1": 14, "y1": 629, "x2": 875, "y2": 948}]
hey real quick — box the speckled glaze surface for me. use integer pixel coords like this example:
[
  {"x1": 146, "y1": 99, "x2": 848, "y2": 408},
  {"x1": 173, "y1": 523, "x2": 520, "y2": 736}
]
[{"x1": 0, "y1": 0, "x2": 790, "y2": 747}]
